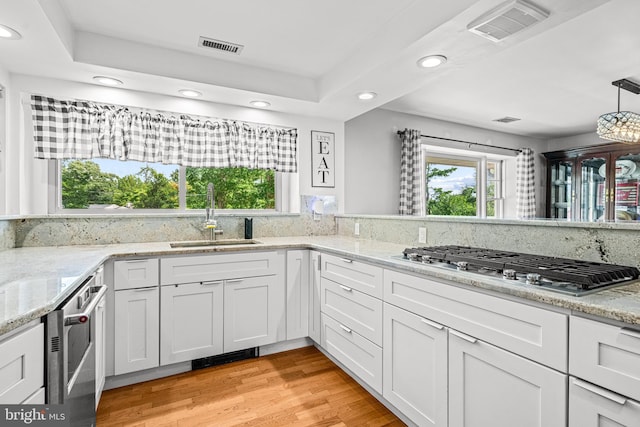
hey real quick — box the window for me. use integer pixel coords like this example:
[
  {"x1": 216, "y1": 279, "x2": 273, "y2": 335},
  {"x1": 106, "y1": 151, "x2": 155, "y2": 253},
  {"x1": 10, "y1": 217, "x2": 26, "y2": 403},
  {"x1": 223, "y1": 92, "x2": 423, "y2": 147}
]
[
  {"x1": 423, "y1": 148, "x2": 504, "y2": 218},
  {"x1": 55, "y1": 159, "x2": 276, "y2": 212}
]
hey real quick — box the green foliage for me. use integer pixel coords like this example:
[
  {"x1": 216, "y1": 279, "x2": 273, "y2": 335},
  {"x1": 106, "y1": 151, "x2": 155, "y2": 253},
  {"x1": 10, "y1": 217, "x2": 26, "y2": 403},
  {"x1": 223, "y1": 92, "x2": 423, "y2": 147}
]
[
  {"x1": 426, "y1": 166, "x2": 477, "y2": 216},
  {"x1": 61, "y1": 160, "x2": 274, "y2": 210},
  {"x1": 185, "y1": 167, "x2": 275, "y2": 209},
  {"x1": 61, "y1": 160, "x2": 118, "y2": 208}
]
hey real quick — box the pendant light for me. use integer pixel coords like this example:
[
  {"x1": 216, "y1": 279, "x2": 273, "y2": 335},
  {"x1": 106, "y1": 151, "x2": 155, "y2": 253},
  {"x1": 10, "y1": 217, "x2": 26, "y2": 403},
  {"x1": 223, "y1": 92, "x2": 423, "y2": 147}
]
[{"x1": 596, "y1": 78, "x2": 640, "y2": 144}]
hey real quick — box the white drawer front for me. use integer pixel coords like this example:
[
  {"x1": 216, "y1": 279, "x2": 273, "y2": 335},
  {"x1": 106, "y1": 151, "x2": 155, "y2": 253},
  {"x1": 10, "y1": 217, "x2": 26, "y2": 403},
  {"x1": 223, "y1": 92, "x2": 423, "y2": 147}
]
[
  {"x1": 321, "y1": 313, "x2": 382, "y2": 394},
  {"x1": 570, "y1": 316, "x2": 640, "y2": 402},
  {"x1": 569, "y1": 377, "x2": 640, "y2": 427},
  {"x1": 321, "y1": 278, "x2": 382, "y2": 345},
  {"x1": 0, "y1": 323, "x2": 44, "y2": 404},
  {"x1": 321, "y1": 253, "x2": 383, "y2": 298},
  {"x1": 114, "y1": 258, "x2": 159, "y2": 290},
  {"x1": 161, "y1": 251, "x2": 280, "y2": 285},
  {"x1": 384, "y1": 269, "x2": 568, "y2": 371}
]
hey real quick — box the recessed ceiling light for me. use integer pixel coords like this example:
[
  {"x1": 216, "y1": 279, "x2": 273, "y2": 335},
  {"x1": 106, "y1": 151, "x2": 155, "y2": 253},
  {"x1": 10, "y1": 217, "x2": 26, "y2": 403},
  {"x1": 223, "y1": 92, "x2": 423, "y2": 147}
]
[
  {"x1": 92, "y1": 76, "x2": 123, "y2": 86},
  {"x1": 357, "y1": 92, "x2": 377, "y2": 101},
  {"x1": 178, "y1": 89, "x2": 202, "y2": 98},
  {"x1": 417, "y1": 55, "x2": 447, "y2": 68},
  {"x1": 0, "y1": 24, "x2": 21, "y2": 40},
  {"x1": 250, "y1": 100, "x2": 271, "y2": 108}
]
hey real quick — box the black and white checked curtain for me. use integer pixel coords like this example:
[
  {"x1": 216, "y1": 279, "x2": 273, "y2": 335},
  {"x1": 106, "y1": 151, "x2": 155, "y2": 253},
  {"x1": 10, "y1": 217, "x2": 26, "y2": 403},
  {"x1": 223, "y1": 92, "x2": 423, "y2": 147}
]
[
  {"x1": 516, "y1": 147, "x2": 536, "y2": 219},
  {"x1": 30, "y1": 95, "x2": 298, "y2": 172},
  {"x1": 399, "y1": 129, "x2": 423, "y2": 215}
]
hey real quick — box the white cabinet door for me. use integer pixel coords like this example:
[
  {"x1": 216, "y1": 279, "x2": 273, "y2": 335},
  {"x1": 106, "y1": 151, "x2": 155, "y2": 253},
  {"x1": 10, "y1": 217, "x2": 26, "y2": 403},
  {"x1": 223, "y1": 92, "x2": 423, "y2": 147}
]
[
  {"x1": 224, "y1": 275, "x2": 285, "y2": 352},
  {"x1": 286, "y1": 250, "x2": 309, "y2": 340},
  {"x1": 95, "y1": 293, "x2": 106, "y2": 408},
  {"x1": 0, "y1": 323, "x2": 44, "y2": 404},
  {"x1": 383, "y1": 303, "x2": 447, "y2": 427},
  {"x1": 569, "y1": 377, "x2": 640, "y2": 427},
  {"x1": 449, "y1": 329, "x2": 567, "y2": 427},
  {"x1": 160, "y1": 281, "x2": 224, "y2": 365},
  {"x1": 308, "y1": 251, "x2": 322, "y2": 343},
  {"x1": 114, "y1": 287, "x2": 159, "y2": 375}
]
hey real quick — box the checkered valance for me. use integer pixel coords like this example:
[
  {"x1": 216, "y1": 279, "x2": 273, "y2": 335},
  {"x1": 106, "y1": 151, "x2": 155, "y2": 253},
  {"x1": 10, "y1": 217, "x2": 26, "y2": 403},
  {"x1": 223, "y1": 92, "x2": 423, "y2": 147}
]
[{"x1": 30, "y1": 95, "x2": 298, "y2": 173}]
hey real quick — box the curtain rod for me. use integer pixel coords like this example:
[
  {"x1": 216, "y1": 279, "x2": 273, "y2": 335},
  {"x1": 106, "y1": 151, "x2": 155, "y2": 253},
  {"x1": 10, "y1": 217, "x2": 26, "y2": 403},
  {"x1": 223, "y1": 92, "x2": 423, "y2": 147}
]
[{"x1": 397, "y1": 131, "x2": 522, "y2": 154}]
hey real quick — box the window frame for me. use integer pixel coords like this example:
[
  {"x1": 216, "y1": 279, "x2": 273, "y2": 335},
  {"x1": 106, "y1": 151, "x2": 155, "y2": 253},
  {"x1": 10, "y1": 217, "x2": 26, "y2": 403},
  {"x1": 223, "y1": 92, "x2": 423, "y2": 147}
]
[
  {"x1": 421, "y1": 146, "x2": 507, "y2": 218},
  {"x1": 48, "y1": 159, "x2": 290, "y2": 214}
]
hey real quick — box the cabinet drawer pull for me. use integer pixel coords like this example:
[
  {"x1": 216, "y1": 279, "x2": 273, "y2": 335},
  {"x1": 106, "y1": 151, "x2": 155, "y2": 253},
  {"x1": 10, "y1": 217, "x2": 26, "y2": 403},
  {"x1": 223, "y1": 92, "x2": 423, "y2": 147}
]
[
  {"x1": 123, "y1": 259, "x2": 150, "y2": 263},
  {"x1": 420, "y1": 317, "x2": 444, "y2": 330},
  {"x1": 201, "y1": 281, "x2": 223, "y2": 286},
  {"x1": 450, "y1": 329, "x2": 477, "y2": 344},
  {"x1": 226, "y1": 279, "x2": 244, "y2": 284},
  {"x1": 620, "y1": 327, "x2": 640, "y2": 340},
  {"x1": 339, "y1": 285, "x2": 353, "y2": 292},
  {"x1": 572, "y1": 378, "x2": 627, "y2": 405},
  {"x1": 133, "y1": 287, "x2": 156, "y2": 292},
  {"x1": 339, "y1": 258, "x2": 353, "y2": 264},
  {"x1": 339, "y1": 324, "x2": 352, "y2": 334}
]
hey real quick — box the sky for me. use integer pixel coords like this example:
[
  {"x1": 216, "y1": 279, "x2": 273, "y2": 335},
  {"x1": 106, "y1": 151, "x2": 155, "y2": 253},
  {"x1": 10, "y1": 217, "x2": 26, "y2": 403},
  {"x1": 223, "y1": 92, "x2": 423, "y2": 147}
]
[{"x1": 428, "y1": 164, "x2": 477, "y2": 194}]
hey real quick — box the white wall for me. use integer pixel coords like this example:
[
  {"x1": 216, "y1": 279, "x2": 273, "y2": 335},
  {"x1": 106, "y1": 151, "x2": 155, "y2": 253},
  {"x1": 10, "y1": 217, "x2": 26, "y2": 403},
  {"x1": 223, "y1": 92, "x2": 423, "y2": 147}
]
[
  {"x1": 5, "y1": 74, "x2": 345, "y2": 215},
  {"x1": 546, "y1": 131, "x2": 604, "y2": 152},
  {"x1": 344, "y1": 108, "x2": 548, "y2": 217},
  {"x1": 0, "y1": 65, "x2": 9, "y2": 215}
]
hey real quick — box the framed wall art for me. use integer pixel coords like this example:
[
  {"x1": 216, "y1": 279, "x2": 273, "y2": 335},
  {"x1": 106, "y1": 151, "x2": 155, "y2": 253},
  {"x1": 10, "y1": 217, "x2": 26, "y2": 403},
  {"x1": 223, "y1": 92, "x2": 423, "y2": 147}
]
[{"x1": 311, "y1": 130, "x2": 335, "y2": 188}]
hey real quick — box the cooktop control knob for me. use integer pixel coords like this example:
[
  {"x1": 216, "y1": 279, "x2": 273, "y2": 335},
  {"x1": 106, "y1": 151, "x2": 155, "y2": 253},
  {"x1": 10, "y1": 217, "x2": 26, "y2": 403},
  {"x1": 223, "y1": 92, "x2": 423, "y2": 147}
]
[
  {"x1": 421, "y1": 255, "x2": 432, "y2": 264},
  {"x1": 526, "y1": 273, "x2": 542, "y2": 285},
  {"x1": 503, "y1": 269, "x2": 517, "y2": 280},
  {"x1": 457, "y1": 261, "x2": 468, "y2": 271}
]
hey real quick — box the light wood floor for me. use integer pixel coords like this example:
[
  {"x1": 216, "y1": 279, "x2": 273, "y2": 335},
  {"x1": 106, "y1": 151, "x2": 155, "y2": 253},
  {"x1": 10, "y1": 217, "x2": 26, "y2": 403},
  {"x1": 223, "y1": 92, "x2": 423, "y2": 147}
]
[{"x1": 96, "y1": 346, "x2": 406, "y2": 427}]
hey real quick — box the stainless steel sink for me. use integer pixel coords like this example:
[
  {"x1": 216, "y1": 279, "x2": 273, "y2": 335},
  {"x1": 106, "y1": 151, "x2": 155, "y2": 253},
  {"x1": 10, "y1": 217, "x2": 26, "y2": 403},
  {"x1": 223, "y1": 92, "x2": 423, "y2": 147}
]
[{"x1": 170, "y1": 239, "x2": 261, "y2": 248}]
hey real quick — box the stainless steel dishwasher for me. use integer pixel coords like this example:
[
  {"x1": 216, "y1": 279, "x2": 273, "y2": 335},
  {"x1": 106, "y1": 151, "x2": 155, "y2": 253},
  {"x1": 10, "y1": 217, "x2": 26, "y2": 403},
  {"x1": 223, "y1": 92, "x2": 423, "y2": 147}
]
[{"x1": 46, "y1": 273, "x2": 107, "y2": 427}]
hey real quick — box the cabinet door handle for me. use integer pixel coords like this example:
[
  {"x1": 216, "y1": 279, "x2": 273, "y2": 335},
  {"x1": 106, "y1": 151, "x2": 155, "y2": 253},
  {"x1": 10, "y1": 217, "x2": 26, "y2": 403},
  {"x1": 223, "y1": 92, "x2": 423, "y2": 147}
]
[
  {"x1": 226, "y1": 278, "x2": 244, "y2": 284},
  {"x1": 572, "y1": 378, "x2": 627, "y2": 405},
  {"x1": 339, "y1": 285, "x2": 353, "y2": 292},
  {"x1": 317, "y1": 254, "x2": 321, "y2": 271},
  {"x1": 339, "y1": 324, "x2": 352, "y2": 334},
  {"x1": 450, "y1": 329, "x2": 477, "y2": 344},
  {"x1": 339, "y1": 258, "x2": 353, "y2": 263},
  {"x1": 420, "y1": 317, "x2": 444, "y2": 330},
  {"x1": 201, "y1": 281, "x2": 223, "y2": 286},
  {"x1": 620, "y1": 327, "x2": 640, "y2": 339}
]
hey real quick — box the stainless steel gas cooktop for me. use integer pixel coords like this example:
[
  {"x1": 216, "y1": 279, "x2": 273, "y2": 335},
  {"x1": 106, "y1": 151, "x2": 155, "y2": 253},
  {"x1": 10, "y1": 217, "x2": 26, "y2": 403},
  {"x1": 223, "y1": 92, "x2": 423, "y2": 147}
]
[{"x1": 400, "y1": 245, "x2": 640, "y2": 296}]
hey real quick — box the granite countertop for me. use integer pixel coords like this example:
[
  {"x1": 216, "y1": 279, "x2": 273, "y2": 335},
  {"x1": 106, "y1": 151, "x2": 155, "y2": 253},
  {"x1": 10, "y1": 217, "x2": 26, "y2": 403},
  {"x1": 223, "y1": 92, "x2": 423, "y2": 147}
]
[{"x1": 1, "y1": 236, "x2": 639, "y2": 336}]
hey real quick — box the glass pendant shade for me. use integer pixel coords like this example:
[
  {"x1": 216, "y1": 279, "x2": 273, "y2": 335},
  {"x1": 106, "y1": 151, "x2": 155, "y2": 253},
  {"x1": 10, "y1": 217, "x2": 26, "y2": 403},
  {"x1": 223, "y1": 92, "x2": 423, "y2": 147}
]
[{"x1": 597, "y1": 111, "x2": 640, "y2": 144}]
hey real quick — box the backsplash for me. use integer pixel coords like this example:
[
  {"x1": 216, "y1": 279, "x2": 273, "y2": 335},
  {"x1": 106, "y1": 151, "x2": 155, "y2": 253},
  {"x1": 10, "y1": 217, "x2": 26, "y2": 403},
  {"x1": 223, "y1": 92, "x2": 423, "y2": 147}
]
[
  {"x1": 12, "y1": 197, "x2": 336, "y2": 247},
  {"x1": 336, "y1": 215, "x2": 640, "y2": 268},
  {"x1": 0, "y1": 219, "x2": 16, "y2": 251}
]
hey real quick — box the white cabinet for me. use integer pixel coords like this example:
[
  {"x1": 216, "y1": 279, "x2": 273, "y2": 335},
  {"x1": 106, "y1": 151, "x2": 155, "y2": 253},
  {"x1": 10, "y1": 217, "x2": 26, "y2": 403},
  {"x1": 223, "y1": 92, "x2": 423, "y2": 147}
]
[
  {"x1": 321, "y1": 313, "x2": 383, "y2": 394},
  {"x1": 308, "y1": 251, "x2": 321, "y2": 343},
  {"x1": 160, "y1": 281, "x2": 223, "y2": 365},
  {"x1": 0, "y1": 322, "x2": 44, "y2": 404},
  {"x1": 95, "y1": 291, "x2": 106, "y2": 408},
  {"x1": 570, "y1": 316, "x2": 640, "y2": 402},
  {"x1": 569, "y1": 316, "x2": 640, "y2": 427},
  {"x1": 569, "y1": 377, "x2": 640, "y2": 427},
  {"x1": 224, "y1": 275, "x2": 285, "y2": 352},
  {"x1": 286, "y1": 250, "x2": 309, "y2": 340},
  {"x1": 383, "y1": 303, "x2": 447, "y2": 427},
  {"x1": 114, "y1": 258, "x2": 159, "y2": 290},
  {"x1": 320, "y1": 254, "x2": 383, "y2": 393},
  {"x1": 114, "y1": 287, "x2": 160, "y2": 375},
  {"x1": 448, "y1": 329, "x2": 567, "y2": 427}
]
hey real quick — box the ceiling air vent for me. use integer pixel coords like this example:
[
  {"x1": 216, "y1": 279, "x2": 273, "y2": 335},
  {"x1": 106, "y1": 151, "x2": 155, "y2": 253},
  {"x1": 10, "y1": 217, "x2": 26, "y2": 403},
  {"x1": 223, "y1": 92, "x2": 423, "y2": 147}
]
[
  {"x1": 198, "y1": 36, "x2": 244, "y2": 55},
  {"x1": 493, "y1": 116, "x2": 521, "y2": 123},
  {"x1": 467, "y1": 0, "x2": 550, "y2": 42}
]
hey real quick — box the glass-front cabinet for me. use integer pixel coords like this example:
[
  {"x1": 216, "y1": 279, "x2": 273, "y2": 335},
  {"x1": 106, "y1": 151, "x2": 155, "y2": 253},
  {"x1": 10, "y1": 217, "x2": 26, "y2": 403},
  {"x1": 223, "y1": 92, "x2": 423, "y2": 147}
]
[{"x1": 544, "y1": 143, "x2": 640, "y2": 221}]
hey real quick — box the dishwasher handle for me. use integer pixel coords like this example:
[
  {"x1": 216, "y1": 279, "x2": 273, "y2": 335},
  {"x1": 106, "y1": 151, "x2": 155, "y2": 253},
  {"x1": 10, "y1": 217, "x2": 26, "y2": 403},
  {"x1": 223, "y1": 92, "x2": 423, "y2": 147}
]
[{"x1": 65, "y1": 285, "x2": 108, "y2": 326}]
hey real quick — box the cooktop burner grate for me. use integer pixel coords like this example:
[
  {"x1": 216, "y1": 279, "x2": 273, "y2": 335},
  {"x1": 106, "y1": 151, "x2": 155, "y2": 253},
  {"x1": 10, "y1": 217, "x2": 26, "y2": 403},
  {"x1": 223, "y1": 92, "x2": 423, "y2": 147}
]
[{"x1": 401, "y1": 245, "x2": 640, "y2": 293}]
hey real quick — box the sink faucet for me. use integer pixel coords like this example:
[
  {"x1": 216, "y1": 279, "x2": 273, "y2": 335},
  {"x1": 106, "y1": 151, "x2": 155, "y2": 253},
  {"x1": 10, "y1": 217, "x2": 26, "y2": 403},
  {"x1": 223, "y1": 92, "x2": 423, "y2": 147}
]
[{"x1": 204, "y1": 182, "x2": 222, "y2": 240}]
